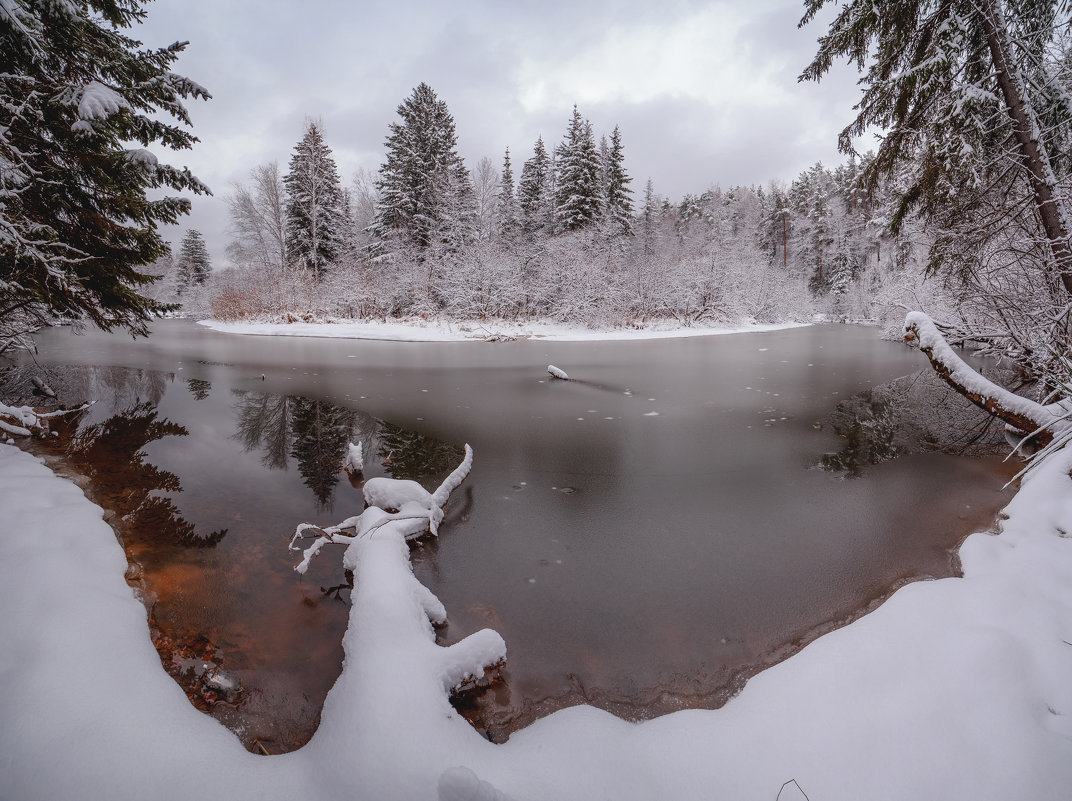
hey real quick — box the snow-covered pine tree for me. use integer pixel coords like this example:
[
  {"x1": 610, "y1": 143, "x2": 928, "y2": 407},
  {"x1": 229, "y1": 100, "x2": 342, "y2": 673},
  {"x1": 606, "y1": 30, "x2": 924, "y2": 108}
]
[
  {"x1": 602, "y1": 125, "x2": 634, "y2": 235},
  {"x1": 371, "y1": 83, "x2": 475, "y2": 250},
  {"x1": 497, "y1": 147, "x2": 519, "y2": 236},
  {"x1": 554, "y1": 106, "x2": 603, "y2": 231},
  {"x1": 176, "y1": 229, "x2": 211, "y2": 292},
  {"x1": 517, "y1": 136, "x2": 552, "y2": 235},
  {"x1": 801, "y1": 0, "x2": 1072, "y2": 344},
  {"x1": 641, "y1": 178, "x2": 657, "y2": 255},
  {"x1": 284, "y1": 121, "x2": 344, "y2": 278},
  {"x1": 0, "y1": 0, "x2": 210, "y2": 354}
]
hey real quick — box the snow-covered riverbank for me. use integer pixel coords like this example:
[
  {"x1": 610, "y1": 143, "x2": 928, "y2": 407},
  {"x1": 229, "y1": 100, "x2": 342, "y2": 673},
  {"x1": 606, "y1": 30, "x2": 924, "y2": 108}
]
[
  {"x1": 198, "y1": 317, "x2": 810, "y2": 342},
  {"x1": 1, "y1": 440, "x2": 1070, "y2": 800}
]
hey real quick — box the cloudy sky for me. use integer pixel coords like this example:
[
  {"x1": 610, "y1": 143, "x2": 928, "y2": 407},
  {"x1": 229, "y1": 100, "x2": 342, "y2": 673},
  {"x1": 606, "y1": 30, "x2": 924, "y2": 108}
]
[{"x1": 134, "y1": 0, "x2": 865, "y2": 263}]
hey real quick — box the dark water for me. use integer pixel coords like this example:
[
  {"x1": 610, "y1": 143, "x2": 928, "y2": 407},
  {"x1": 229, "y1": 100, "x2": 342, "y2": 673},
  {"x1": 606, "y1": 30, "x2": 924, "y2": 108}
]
[{"x1": 13, "y1": 321, "x2": 1016, "y2": 746}]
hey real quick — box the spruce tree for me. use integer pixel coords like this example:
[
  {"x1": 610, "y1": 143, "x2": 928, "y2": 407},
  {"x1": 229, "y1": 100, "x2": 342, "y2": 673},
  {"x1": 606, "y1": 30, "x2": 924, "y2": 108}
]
[
  {"x1": 284, "y1": 121, "x2": 344, "y2": 278},
  {"x1": 0, "y1": 0, "x2": 211, "y2": 353},
  {"x1": 175, "y1": 229, "x2": 211, "y2": 292},
  {"x1": 602, "y1": 125, "x2": 634, "y2": 235},
  {"x1": 554, "y1": 106, "x2": 603, "y2": 231},
  {"x1": 372, "y1": 82, "x2": 475, "y2": 250},
  {"x1": 801, "y1": 0, "x2": 1072, "y2": 297},
  {"x1": 517, "y1": 136, "x2": 552, "y2": 235},
  {"x1": 497, "y1": 147, "x2": 519, "y2": 236}
]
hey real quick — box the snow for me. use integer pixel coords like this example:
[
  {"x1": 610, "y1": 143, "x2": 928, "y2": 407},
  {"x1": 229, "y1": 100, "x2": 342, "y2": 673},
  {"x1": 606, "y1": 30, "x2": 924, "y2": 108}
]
[
  {"x1": 2, "y1": 433, "x2": 1071, "y2": 800},
  {"x1": 546, "y1": 364, "x2": 569, "y2": 380},
  {"x1": 68, "y1": 80, "x2": 129, "y2": 133},
  {"x1": 198, "y1": 317, "x2": 808, "y2": 343},
  {"x1": 343, "y1": 441, "x2": 364, "y2": 474}
]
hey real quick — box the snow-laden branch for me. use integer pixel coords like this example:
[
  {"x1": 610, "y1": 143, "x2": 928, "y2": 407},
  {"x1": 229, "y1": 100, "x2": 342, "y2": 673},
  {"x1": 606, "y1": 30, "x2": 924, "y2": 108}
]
[
  {"x1": 0, "y1": 399, "x2": 91, "y2": 439},
  {"x1": 431, "y1": 443, "x2": 473, "y2": 509},
  {"x1": 903, "y1": 311, "x2": 1070, "y2": 441}
]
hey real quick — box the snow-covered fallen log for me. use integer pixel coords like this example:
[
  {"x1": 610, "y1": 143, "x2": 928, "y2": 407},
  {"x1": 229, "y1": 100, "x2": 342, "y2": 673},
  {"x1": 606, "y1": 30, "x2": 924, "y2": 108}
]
[
  {"x1": 289, "y1": 444, "x2": 507, "y2": 795},
  {"x1": 903, "y1": 311, "x2": 1071, "y2": 442},
  {"x1": 547, "y1": 365, "x2": 569, "y2": 380}
]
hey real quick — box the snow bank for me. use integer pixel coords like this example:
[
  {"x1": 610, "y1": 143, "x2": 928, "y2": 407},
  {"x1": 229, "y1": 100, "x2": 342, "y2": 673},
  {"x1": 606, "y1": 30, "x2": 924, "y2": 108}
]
[
  {"x1": 198, "y1": 317, "x2": 808, "y2": 343},
  {"x1": 2, "y1": 439, "x2": 1071, "y2": 800}
]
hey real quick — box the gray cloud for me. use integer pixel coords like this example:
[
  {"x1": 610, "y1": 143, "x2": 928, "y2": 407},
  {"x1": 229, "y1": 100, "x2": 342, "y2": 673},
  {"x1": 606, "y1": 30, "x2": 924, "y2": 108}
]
[{"x1": 132, "y1": 0, "x2": 865, "y2": 264}]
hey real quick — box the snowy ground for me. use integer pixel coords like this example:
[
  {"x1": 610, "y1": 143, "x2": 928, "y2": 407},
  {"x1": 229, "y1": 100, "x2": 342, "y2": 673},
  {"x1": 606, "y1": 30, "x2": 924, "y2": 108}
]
[
  {"x1": 1, "y1": 439, "x2": 1071, "y2": 800},
  {"x1": 198, "y1": 317, "x2": 809, "y2": 342}
]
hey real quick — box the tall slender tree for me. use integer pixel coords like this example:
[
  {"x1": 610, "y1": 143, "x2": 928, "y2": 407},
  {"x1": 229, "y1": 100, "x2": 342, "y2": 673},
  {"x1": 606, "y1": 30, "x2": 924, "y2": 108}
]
[
  {"x1": 497, "y1": 147, "x2": 519, "y2": 235},
  {"x1": 0, "y1": 0, "x2": 210, "y2": 353},
  {"x1": 518, "y1": 136, "x2": 552, "y2": 235},
  {"x1": 284, "y1": 121, "x2": 344, "y2": 278},
  {"x1": 602, "y1": 125, "x2": 634, "y2": 235}
]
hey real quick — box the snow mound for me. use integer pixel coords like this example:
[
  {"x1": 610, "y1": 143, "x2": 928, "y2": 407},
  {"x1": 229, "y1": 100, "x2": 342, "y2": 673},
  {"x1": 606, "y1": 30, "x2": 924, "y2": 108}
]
[
  {"x1": 343, "y1": 441, "x2": 363, "y2": 474},
  {"x1": 547, "y1": 365, "x2": 569, "y2": 380}
]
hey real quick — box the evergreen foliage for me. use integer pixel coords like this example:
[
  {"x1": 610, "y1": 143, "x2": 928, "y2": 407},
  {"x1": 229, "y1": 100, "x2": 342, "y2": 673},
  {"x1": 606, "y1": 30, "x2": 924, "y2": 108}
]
[
  {"x1": 517, "y1": 136, "x2": 553, "y2": 235},
  {"x1": 602, "y1": 125, "x2": 634, "y2": 235},
  {"x1": 0, "y1": 0, "x2": 210, "y2": 353},
  {"x1": 284, "y1": 121, "x2": 344, "y2": 278},
  {"x1": 554, "y1": 106, "x2": 603, "y2": 231},
  {"x1": 176, "y1": 229, "x2": 211, "y2": 292},
  {"x1": 800, "y1": 0, "x2": 1072, "y2": 291},
  {"x1": 372, "y1": 82, "x2": 475, "y2": 250},
  {"x1": 497, "y1": 147, "x2": 518, "y2": 235}
]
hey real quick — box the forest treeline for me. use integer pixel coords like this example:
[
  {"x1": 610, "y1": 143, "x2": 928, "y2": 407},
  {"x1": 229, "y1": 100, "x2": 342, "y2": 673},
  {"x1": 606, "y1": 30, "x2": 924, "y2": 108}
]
[{"x1": 153, "y1": 82, "x2": 927, "y2": 330}]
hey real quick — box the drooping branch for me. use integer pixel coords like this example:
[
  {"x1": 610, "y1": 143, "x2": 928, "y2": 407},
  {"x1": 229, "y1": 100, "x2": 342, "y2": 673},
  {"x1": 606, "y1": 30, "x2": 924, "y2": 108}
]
[{"x1": 903, "y1": 311, "x2": 1069, "y2": 443}]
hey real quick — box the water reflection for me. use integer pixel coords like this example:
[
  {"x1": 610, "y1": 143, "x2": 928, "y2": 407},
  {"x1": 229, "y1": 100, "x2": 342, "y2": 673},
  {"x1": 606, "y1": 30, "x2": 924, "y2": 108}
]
[
  {"x1": 821, "y1": 369, "x2": 1008, "y2": 477},
  {"x1": 66, "y1": 401, "x2": 226, "y2": 548},
  {"x1": 288, "y1": 397, "x2": 359, "y2": 509},
  {"x1": 377, "y1": 422, "x2": 465, "y2": 481},
  {"x1": 185, "y1": 378, "x2": 212, "y2": 401},
  {"x1": 232, "y1": 390, "x2": 464, "y2": 509}
]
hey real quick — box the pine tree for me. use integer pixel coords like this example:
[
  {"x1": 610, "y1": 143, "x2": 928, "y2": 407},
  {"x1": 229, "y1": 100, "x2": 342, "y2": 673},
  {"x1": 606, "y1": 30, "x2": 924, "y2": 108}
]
[
  {"x1": 801, "y1": 0, "x2": 1072, "y2": 298},
  {"x1": 517, "y1": 136, "x2": 552, "y2": 235},
  {"x1": 372, "y1": 82, "x2": 475, "y2": 250},
  {"x1": 554, "y1": 106, "x2": 603, "y2": 231},
  {"x1": 0, "y1": 0, "x2": 211, "y2": 353},
  {"x1": 497, "y1": 147, "x2": 519, "y2": 235},
  {"x1": 284, "y1": 121, "x2": 344, "y2": 278},
  {"x1": 602, "y1": 125, "x2": 634, "y2": 235},
  {"x1": 641, "y1": 178, "x2": 658, "y2": 255},
  {"x1": 175, "y1": 229, "x2": 211, "y2": 293}
]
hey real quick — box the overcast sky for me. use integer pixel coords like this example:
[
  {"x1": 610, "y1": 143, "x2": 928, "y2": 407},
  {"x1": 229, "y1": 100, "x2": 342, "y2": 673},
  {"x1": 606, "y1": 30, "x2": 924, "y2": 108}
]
[{"x1": 134, "y1": 0, "x2": 865, "y2": 263}]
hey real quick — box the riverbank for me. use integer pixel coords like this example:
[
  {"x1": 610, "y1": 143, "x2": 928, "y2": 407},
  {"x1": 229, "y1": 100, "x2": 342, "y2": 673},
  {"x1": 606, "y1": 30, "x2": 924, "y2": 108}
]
[
  {"x1": 1, "y1": 434, "x2": 1070, "y2": 799},
  {"x1": 197, "y1": 316, "x2": 811, "y2": 342}
]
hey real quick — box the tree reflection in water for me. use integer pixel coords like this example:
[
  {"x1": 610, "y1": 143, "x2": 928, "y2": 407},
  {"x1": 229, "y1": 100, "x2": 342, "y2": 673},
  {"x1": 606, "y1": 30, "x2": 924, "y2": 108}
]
[
  {"x1": 185, "y1": 378, "x2": 212, "y2": 401},
  {"x1": 231, "y1": 391, "x2": 464, "y2": 508},
  {"x1": 820, "y1": 369, "x2": 1008, "y2": 477},
  {"x1": 377, "y1": 423, "x2": 465, "y2": 481},
  {"x1": 66, "y1": 401, "x2": 226, "y2": 547}
]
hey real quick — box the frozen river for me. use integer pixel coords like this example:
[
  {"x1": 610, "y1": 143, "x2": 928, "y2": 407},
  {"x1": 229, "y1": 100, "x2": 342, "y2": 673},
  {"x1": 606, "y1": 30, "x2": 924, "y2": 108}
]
[{"x1": 17, "y1": 320, "x2": 1015, "y2": 747}]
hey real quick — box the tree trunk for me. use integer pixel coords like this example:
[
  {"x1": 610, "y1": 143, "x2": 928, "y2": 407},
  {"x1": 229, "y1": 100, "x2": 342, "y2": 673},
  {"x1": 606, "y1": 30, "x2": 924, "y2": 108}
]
[{"x1": 982, "y1": 0, "x2": 1072, "y2": 298}]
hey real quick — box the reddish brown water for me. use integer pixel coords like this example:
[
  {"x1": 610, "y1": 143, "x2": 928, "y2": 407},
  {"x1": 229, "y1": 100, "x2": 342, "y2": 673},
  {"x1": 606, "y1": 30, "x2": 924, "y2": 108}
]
[{"x1": 14, "y1": 321, "x2": 1017, "y2": 748}]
